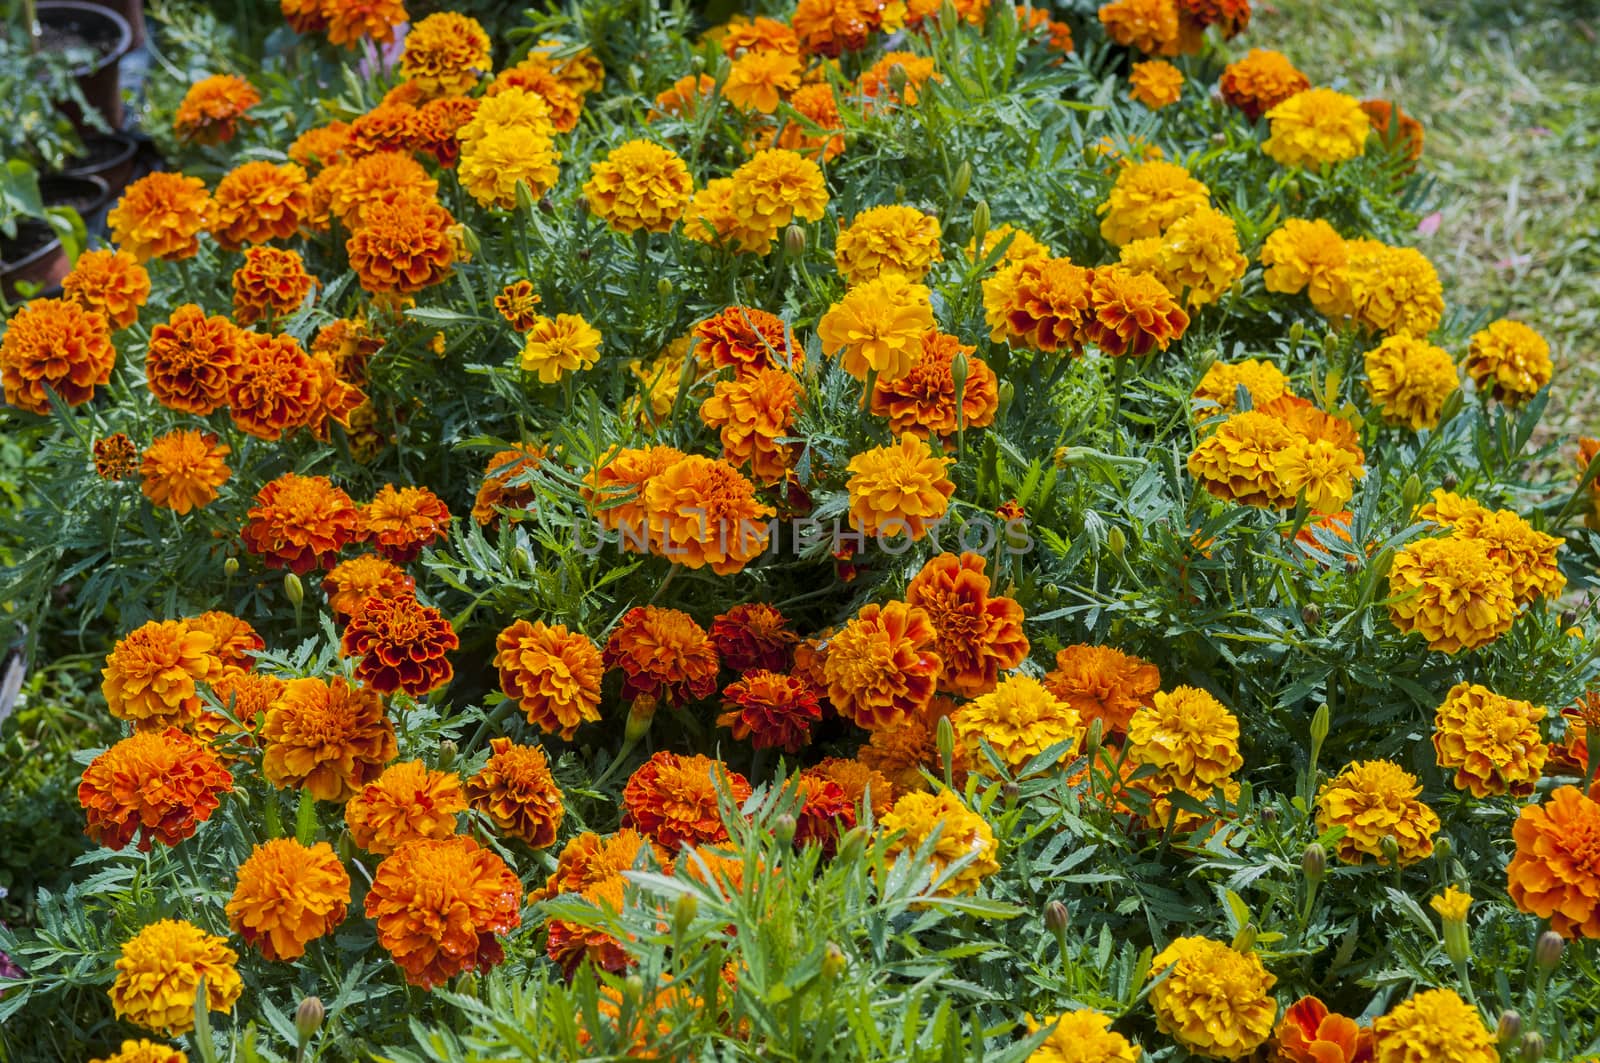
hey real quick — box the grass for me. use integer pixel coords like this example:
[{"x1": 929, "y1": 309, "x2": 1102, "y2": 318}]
[{"x1": 1249, "y1": 0, "x2": 1600, "y2": 439}]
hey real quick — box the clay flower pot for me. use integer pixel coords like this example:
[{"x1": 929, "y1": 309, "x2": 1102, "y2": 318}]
[{"x1": 35, "y1": 2, "x2": 134, "y2": 132}]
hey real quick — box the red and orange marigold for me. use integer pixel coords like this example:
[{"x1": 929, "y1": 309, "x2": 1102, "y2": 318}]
[
  {"x1": 260, "y1": 675, "x2": 397, "y2": 801},
  {"x1": 494, "y1": 620, "x2": 604, "y2": 738},
  {"x1": 905, "y1": 552, "x2": 1029, "y2": 698},
  {"x1": 359, "y1": 484, "x2": 452, "y2": 563},
  {"x1": 603, "y1": 606, "x2": 719, "y2": 707},
  {"x1": 0, "y1": 298, "x2": 116, "y2": 415},
  {"x1": 79, "y1": 728, "x2": 233, "y2": 851},
  {"x1": 228, "y1": 330, "x2": 324, "y2": 441},
  {"x1": 710, "y1": 603, "x2": 798, "y2": 673},
  {"x1": 345, "y1": 192, "x2": 458, "y2": 298},
  {"x1": 345, "y1": 760, "x2": 467, "y2": 854},
  {"x1": 241, "y1": 472, "x2": 360, "y2": 573},
  {"x1": 226, "y1": 838, "x2": 351, "y2": 961},
  {"x1": 467, "y1": 737, "x2": 566, "y2": 848},
  {"x1": 340, "y1": 594, "x2": 459, "y2": 696},
  {"x1": 824, "y1": 602, "x2": 942, "y2": 731},
  {"x1": 717, "y1": 670, "x2": 822, "y2": 753},
  {"x1": 622, "y1": 751, "x2": 752, "y2": 850}
]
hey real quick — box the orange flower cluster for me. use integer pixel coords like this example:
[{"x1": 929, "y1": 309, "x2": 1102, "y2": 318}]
[
  {"x1": 101, "y1": 619, "x2": 222, "y2": 729},
  {"x1": 906, "y1": 552, "x2": 1027, "y2": 697},
  {"x1": 718, "y1": 670, "x2": 822, "y2": 752},
  {"x1": 94, "y1": 433, "x2": 140, "y2": 480},
  {"x1": 622, "y1": 751, "x2": 752, "y2": 849},
  {"x1": 694, "y1": 306, "x2": 801, "y2": 375},
  {"x1": 211, "y1": 161, "x2": 311, "y2": 250},
  {"x1": 231, "y1": 246, "x2": 316, "y2": 325},
  {"x1": 345, "y1": 193, "x2": 458, "y2": 299},
  {"x1": 870, "y1": 331, "x2": 998, "y2": 441},
  {"x1": 700, "y1": 368, "x2": 804, "y2": 484},
  {"x1": 846, "y1": 433, "x2": 955, "y2": 540},
  {"x1": 340, "y1": 593, "x2": 459, "y2": 696},
  {"x1": 0, "y1": 298, "x2": 116, "y2": 415},
  {"x1": 1045, "y1": 644, "x2": 1161, "y2": 737},
  {"x1": 472, "y1": 444, "x2": 545, "y2": 525},
  {"x1": 359, "y1": 484, "x2": 452, "y2": 562},
  {"x1": 174, "y1": 74, "x2": 260, "y2": 144},
  {"x1": 603, "y1": 606, "x2": 719, "y2": 707},
  {"x1": 140, "y1": 429, "x2": 231, "y2": 515},
  {"x1": 108, "y1": 172, "x2": 213, "y2": 262},
  {"x1": 346, "y1": 760, "x2": 467, "y2": 853},
  {"x1": 322, "y1": 554, "x2": 415, "y2": 618},
  {"x1": 62, "y1": 249, "x2": 150, "y2": 329},
  {"x1": 79, "y1": 728, "x2": 233, "y2": 851},
  {"x1": 824, "y1": 601, "x2": 941, "y2": 731},
  {"x1": 226, "y1": 838, "x2": 350, "y2": 961}
]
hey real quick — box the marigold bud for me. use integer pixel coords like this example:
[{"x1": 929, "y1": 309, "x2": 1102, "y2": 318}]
[
  {"x1": 657, "y1": 277, "x2": 673, "y2": 299},
  {"x1": 1107, "y1": 525, "x2": 1126, "y2": 560},
  {"x1": 936, "y1": 715, "x2": 955, "y2": 770},
  {"x1": 1288, "y1": 321, "x2": 1304, "y2": 346},
  {"x1": 1002, "y1": 781, "x2": 1020, "y2": 803},
  {"x1": 625, "y1": 695, "x2": 658, "y2": 744},
  {"x1": 971, "y1": 200, "x2": 991, "y2": 249},
  {"x1": 1083, "y1": 716, "x2": 1103, "y2": 761},
  {"x1": 1401, "y1": 473, "x2": 1422, "y2": 512},
  {"x1": 1534, "y1": 930, "x2": 1563, "y2": 971},
  {"x1": 951, "y1": 160, "x2": 972, "y2": 202},
  {"x1": 1519, "y1": 1033, "x2": 1545, "y2": 1062},
  {"x1": 1231, "y1": 923, "x2": 1257, "y2": 953},
  {"x1": 1380, "y1": 835, "x2": 1401, "y2": 864},
  {"x1": 673, "y1": 891, "x2": 698, "y2": 938},
  {"x1": 223, "y1": 556, "x2": 240, "y2": 577},
  {"x1": 1261, "y1": 806, "x2": 1278, "y2": 825},
  {"x1": 822, "y1": 941, "x2": 846, "y2": 979},
  {"x1": 1310, "y1": 703, "x2": 1330, "y2": 746},
  {"x1": 1301, "y1": 842, "x2": 1326, "y2": 884},
  {"x1": 1560, "y1": 608, "x2": 1578, "y2": 630},
  {"x1": 515, "y1": 179, "x2": 538, "y2": 216},
  {"x1": 837, "y1": 824, "x2": 869, "y2": 864},
  {"x1": 1497, "y1": 1011, "x2": 1521, "y2": 1046},
  {"x1": 437, "y1": 740, "x2": 457, "y2": 771},
  {"x1": 283, "y1": 572, "x2": 304, "y2": 607},
  {"x1": 784, "y1": 224, "x2": 806, "y2": 258},
  {"x1": 774, "y1": 812, "x2": 797, "y2": 848},
  {"x1": 294, "y1": 996, "x2": 324, "y2": 1042},
  {"x1": 1044, "y1": 900, "x2": 1069, "y2": 935},
  {"x1": 1301, "y1": 604, "x2": 1321, "y2": 628}
]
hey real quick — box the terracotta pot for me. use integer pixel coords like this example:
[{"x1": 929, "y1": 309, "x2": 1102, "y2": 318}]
[
  {"x1": 1, "y1": 222, "x2": 71, "y2": 303},
  {"x1": 84, "y1": 0, "x2": 146, "y2": 48},
  {"x1": 61, "y1": 132, "x2": 140, "y2": 194},
  {"x1": 35, "y1": 2, "x2": 134, "y2": 132}
]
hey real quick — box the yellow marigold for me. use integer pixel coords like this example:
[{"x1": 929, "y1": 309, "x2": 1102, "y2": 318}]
[
  {"x1": 825, "y1": 601, "x2": 942, "y2": 731},
  {"x1": 110, "y1": 919, "x2": 241, "y2": 1035},
  {"x1": 522, "y1": 39, "x2": 605, "y2": 98},
  {"x1": 966, "y1": 222, "x2": 1051, "y2": 269},
  {"x1": 231, "y1": 245, "x2": 315, "y2": 325},
  {"x1": 458, "y1": 123, "x2": 561, "y2": 210},
  {"x1": 1097, "y1": 0, "x2": 1178, "y2": 54},
  {"x1": 982, "y1": 257, "x2": 1093, "y2": 353},
  {"x1": 346, "y1": 760, "x2": 466, "y2": 854},
  {"x1": 1316, "y1": 759, "x2": 1440, "y2": 866},
  {"x1": 1187, "y1": 409, "x2": 1300, "y2": 507},
  {"x1": 173, "y1": 73, "x2": 259, "y2": 145},
  {"x1": 583, "y1": 140, "x2": 694, "y2": 234},
  {"x1": 700, "y1": 368, "x2": 804, "y2": 484},
  {"x1": 144, "y1": 305, "x2": 241, "y2": 415},
  {"x1": 1387, "y1": 535, "x2": 1518, "y2": 653},
  {"x1": 1126, "y1": 686, "x2": 1242, "y2": 790},
  {"x1": 1085, "y1": 264, "x2": 1190, "y2": 357},
  {"x1": 323, "y1": 0, "x2": 408, "y2": 48},
  {"x1": 1026, "y1": 1010, "x2": 1141, "y2": 1063},
  {"x1": 519, "y1": 313, "x2": 602, "y2": 383},
  {"x1": 878, "y1": 789, "x2": 998, "y2": 897},
  {"x1": 857, "y1": 51, "x2": 941, "y2": 109},
  {"x1": 820, "y1": 274, "x2": 937, "y2": 381},
  {"x1": 1372, "y1": 989, "x2": 1496, "y2": 1063},
  {"x1": 0, "y1": 297, "x2": 116, "y2": 415},
  {"x1": 871, "y1": 331, "x2": 998, "y2": 440},
  {"x1": 650, "y1": 72, "x2": 718, "y2": 120},
  {"x1": 1272, "y1": 434, "x2": 1367, "y2": 516},
  {"x1": 776, "y1": 81, "x2": 846, "y2": 161},
  {"x1": 725, "y1": 148, "x2": 829, "y2": 253},
  {"x1": 460, "y1": 86, "x2": 555, "y2": 148},
  {"x1": 1157, "y1": 206, "x2": 1247, "y2": 307},
  {"x1": 724, "y1": 49, "x2": 802, "y2": 114},
  {"x1": 1261, "y1": 218, "x2": 1351, "y2": 316},
  {"x1": 365, "y1": 835, "x2": 523, "y2": 987},
  {"x1": 107, "y1": 172, "x2": 212, "y2": 262},
  {"x1": 1129, "y1": 59, "x2": 1183, "y2": 108},
  {"x1": 1043, "y1": 644, "x2": 1160, "y2": 737},
  {"x1": 1263, "y1": 88, "x2": 1370, "y2": 169},
  {"x1": 1464, "y1": 319, "x2": 1552, "y2": 405},
  {"x1": 102, "y1": 619, "x2": 222, "y2": 729},
  {"x1": 494, "y1": 620, "x2": 604, "y2": 739},
  {"x1": 210, "y1": 161, "x2": 310, "y2": 250},
  {"x1": 488, "y1": 61, "x2": 584, "y2": 132},
  {"x1": 683, "y1": 177, "x2": 742, "y2": 247},
  {"x1": 467, "y1": 737, "x2": 565, "y2": 848},
  {"x1": 836, "y1": 204, "x2": 943, "y2": 285},
  {"x1": 345, "y1": 192, "x2": 457, "y2": 297},
  {"x1": 1097, "y1": 160, "x2": 1209, "y2": 246},
  {"x1": 1506, "y1": 785, "x2": 1600, "y2": 938},
  {"x1": 401, "y1": 12, "x2": 491, "y2": 96},
  {"x1": 1431, "y1": 681, "x2": 1547, "y2": 798},
  {"x1": 226, "y1": 838, "x2": 350, "y2": 961},
  {"x1": 260, "y1": 675, "x2": 398, "y2": 801},
  {"x1": 1149, "y1": 936, "x2": 1276, "y2": 1060},
  {"x1": 1363, "y1": 334, "x2": 1459, "y2": 430},
  {"x1": 62, "y1": 248, "x2": 150, "y2": 330},
  {"x1": 1190, "y1": 358, "x2": 1291, "y2": 420},
  {"x1": 1219, "y1": 47, "x2": 1308, "y2": 121},
  {"x1": 1342, "y1": 243, "x2": 1444, "y2": 337},
  {"x1": 88, "y1": 1041, "x2": 189, "y2": 1063},
  {"x1": 846, "y1": 433, "x2": 955, "y2": 540},
  {"x1": 1452, "y1": 508, "x2": 1564, "y2": 605},
  {"x1": 954, "y1": 674, "x2": 1082, "y2": 773},
  {"x1": 644, "y1": 455, "x2": 775, "y2": 574},
  {"x1": 78, "y1": 727, "x2": 233, "y2": 850},
  {"x1": 139, "y1": 430, "x2": 231, "y2": 516}
]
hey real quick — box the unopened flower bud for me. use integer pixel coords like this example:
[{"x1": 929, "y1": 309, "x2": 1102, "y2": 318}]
[
  {"x1": 673, "y1": 891, "x2": 698, "y2": 938},
  {"x1": 1560, "y1": 608, "x2": 1578, "y2": 630},
  {"x1": 1534, "y1": 930, "x2": 1564, "y2": 971},
  {"x1": 1002, "y1": 781, "x2": 1020, "y2": 803},
  {"x1": 893, "y1": 181, "x2": 907, "y2": 201},
  {"x1": 624, "y1": 695, "x2": 657, "y2": 744},
  {"x1": 1287, "y1": 321, "x2": 1304, "y2": 346},
  {"x1": 456, "y1": 972, "x2": 477, "y2": 997},
  {"x1": 836, "y1": 825, "x2": 869, "y2": 865},
  {"x1": 774, "y1": 813, "x2": 798, "y2": 848},
  {"x1": 971, "y1": 200, "x2": 990, "y2": 249},
  {"x1": 624, "y1": 974, "x2": 644, "y2": 1000},
  {"x1": 1083, "y1": 717, "x2": 1103, "y2": 761},
  {"x1": 574, "y1": 193, "x2": 591, "y2": 217},
  {"x1": 889, "y1": 66, "x2": 909, "y2": 96},
  {"x1": 1379, "y1": 835, "x2": 1401, "y2": 865},
  {"x1": 1497, "y1": 1011, "x2": 1521, "y2": 1046},
  {"x1": 1440, "y1": 471, "x2": 1457, "y2": 489},
  {"x1": 822, "y1": 941, "x2": 846, "y2": 979},
  {"x1": 436, "y1": 740, "x2": 458, "y2": 772},
  {"x1": 295, "y1": 996, "x2": 324, "y2": 1042},
  {"x1": 283, "y1": 572, "x2": 304, "y2": 607},
  {"x1": 785, "y1": 224, "x2": 806, "y2": 258},
  {"x1": 1261, "y1": 806, "x2": 1278, "y2": 825},
  {"x1": 223, "y1": 556, "x2": 239, "y2": 577},
  {"x1": 1107, "y1": 525, "x2": 1127, "y2": 560},
  {"x1": 950, "y1": 349, "x2": 970, "y2": 396},
  {"x1": 936, "y1": 715, "x2": 955, "y2": 770},
  {"x1": 1044, "y1": 900, "x2": 1069, "y2": 934},
  {"x1": 1301, "y1": 842, "x2": 1326, "y2": 885},
  {"x1": 1042, "y1": 582, "x2": 1060, "y2": 602},
  {"x1": 997, "y1": 379, "x2": 1014, "y2": 416},
  {"x1": 1401, "y1": 474, "x2": 1422, "y2": 512},
  {"x1": 516, "y1": 179, "x2": 539, "y2": 215},
  {"x1": 951, "y1": 160, "x2": 972, "y2": 202},
  {"x1": 1310, "y1": 703, "x2": 1330, "y2": 747},
  {"x1": 1519, "y1": 1032, "x2": 1545, "y2": 1061},
  {"x1": 656, "y1": 277, "x2": 672, "y2": 299},
  {"x1": 1301, "y1": 603, "x2": 1321, "y2": 628},
  {"x1": 1434, "y1": 835, "x2": 1452, "y2": 866},
  {"x1": 1231, "y1": 923, "x2": 1257, "y2": 953},
  {"x1": 1322, "y1": 369, "x2": 1343, "y2": 409}
]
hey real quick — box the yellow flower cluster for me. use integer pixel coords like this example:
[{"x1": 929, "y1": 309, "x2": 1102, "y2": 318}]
[
  {"x1": 686, "y1": 148, "x2": 829, "y2": 254},
  {"x1": 1262, "y1": 87, "x2": 1370, "y2": 168},
  {"x1": 1315, "y1": 760, "x2": 1440, "y2": 865},
  {"x1": 1188, "y1": 399, "x2": 1365, "y2": 515},
  {"x1": 1098, "y1": 159, "x2": 1210, "y2": 246},
  {"x1": 953, "y1": 674, "x2": 1084, "y2": 773},
  {"x1": 835, "y1": 204, "x2": 944, "y2": 285},
  {"x1": 1149, "y1": 936, "x2": 1277, "y2": 1059},
  {"x1": 1431, "y1": 682, "x2": 1547, "y2": 798},
  {"x1": 878, "y1": 789, "x2": 999, "y2": 898},
  {"x1": 1362, "y1": 334, "x2": 1459, "y2": 430},
  {"x1": 457, "y1": 88, "x2": 561, "y2": 209},
  {"x1": 582, "y1": 140, "x2": 694, "y2": 234}
]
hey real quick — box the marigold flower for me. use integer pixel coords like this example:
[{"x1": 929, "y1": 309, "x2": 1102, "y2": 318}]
[
  {"x1": 110, "y1": 919, "x2": 241, "y2": 1036},
  {"x1": 174, "y1": 73, "x2": 259, "y2": 145},
  {"x1": 536, "y1": 828, "x2": 671, "y2": 901},
  {"x1": 0, "y1": 298, "x2": 116, "y2": 415},
  {"x1": 806, "y1": 758, "x2": 894, "y2": 817},
  {"x1": 1016, "y1": 5, "x2": 1075, "y2": 52},
  {"x1": 584, "y1": 445, "x2": 686, "y2": 544},
  {"x1": 228, "y1": 330, "x2": 323, "y2": 440},
  {"x1": 693, "y1": 306, "x2": 800, "y2": 375},
  {"x1": 1187, "y1": 409, "x2": 1299, "y2": 508},
  {"x1": 1387, "y1": 535, "x2": 1518, "y2": 653},
  {"x1": 139, "y1": 430, "x2": 231, "y2": 516},
  {"x1": 321, "y1": 554, "x2": 415, "y2": 619},
  {"x1": 1464, "y1": 319, "x2": 1551, "y2": 404},
  {"x1": 202, "y1": 669, "x2": 282, "y2": 737},
  {"x1": 88, "y1": 1040, "x2": 190, "y2": 1063},
  {"x1": 791, "y1": 0, "x2": 875, "y2": 57},
  {"x1": 1149, "y1": 936, "x2": 1275, "y2": 1060},
  {"x1": 1179, "y1": 0, "x2": 1249, "y2": 35},
  {"x1": 458, "y1": 125, "x2": 561, "y2": 210},
  {"x1": 776, "y1": 81, "x2": 846, "y2": 161},
  {"x1": 725, "y1": 148, "x2": 829, "y2": 253},
  {"x1": 846, "y1": 433, "x2": 955, "y2": 540},
  {"x1": 872, "y1": 332, "x2": 997, "y2": 440},
  {"x1": 1316, "y1": 759, "x2": 1439, "y2": 866},
  {"x1": 346, "y1": 192, "x2": 458, "y2": 297},
  {"x1": 1260, "y1": 218, "x2": 1350, "y2": 316},
  {"x1": 143, "y1": 305, "x2": 240, "y2": 415},
  {"x1": 1274, "y1": 996, "x2": 1373, "y2": 1063},
  {"x1": 1342, "y1": 243, "x2": 1444, "y2": 337},
  {"x1": 467, "y1": 737, "x2": 564, "y2": 848},
  {"x1": 982, "y1": 257, "x2": 1093, "y2": 353},
  {"x1": 407, "y1": 95, "x2": 479, "y2": 166},
  {"x1": 643, "y1": 455, "x2": 775, "y2": 574},
  {"x1": 683, "y1": 178, "x2": 742, "y2": 247},
  {"x1": 108, "y1": 172, "x2": 212, "y2": 262},
  {"x1": 495, "y1": 620, "x2": 604, "y2": 738},
  {"x1": 1359, "y1": 334, "x2": 1457, "y2": 430},
  {"x1": 1098, "y1": 0, "x2": 1182, "y2": 54},
  {"x1": 231, "y1": 246, "x2": 315, "y2": 325},
  {"x1": 241, "y1": 473, "x2": 359, "y2": 573},
  {"x1": 209, "y1": 161, "x2": 310, "y2": 250},
  {"x1": 1372, "y1": 988, "x2": 1496, "y2": 1063},
  {"x1": 955, "y1": 674, "x2": 1082, "y2": 772},
  {"x1": 1043, "y1": 645, "x2": 1160, "y2": 737},
  {"x1": 1156, "y1": 206, "x2": 1247, "y2": 307},
  {"x1": 718, "y1": 670, "x2": 822, "y2": 753},
  {"x1": 340, "y1": 593, "x2": 458, "y2": 696},
  {"x1": 1361, "y1": 99, "x2": 1425, "y2": 164},
  {"x1": 94, "y1": 433, "x2": 139, "y2": 480},
  {"x1": 710, "y1": 605, "x2": 797, "y2": 673},
  {"x1": 79, "y1": 728, "x2": 232, "y2": 851},
  {"x1": 603, "y1": 606, "x2": 719, "y2": 707},
  {"x1": 651, "y1": 73, "x2": 718, "y2": 120},
  {"x1": 857, "y1": 697, "x2": 967, "y2": 794},
  {"x1": 400, "y1": 12, "x2": 491, "y2": 96},
  {"x1": 788, "y1": 774, "x2": 855, "y2": 855},
  {"x1": 1191, "y1": 358, "x2": 1291, "y2": 420},
  {"x1": 700, "y1": 368, "x2": 803, "y2": 484},
  {"x1": 358, "y1": 484, "x2": 452, "y2": 563},
  {"x1": 1025, "y1": 1010, "x2": 1141, "y2": 1063},
  {"x1": 835, "y1": 204, "x2": 943, "y2": 285},
  {"x1": 906, "y1": 552, "x2": 1027, "y2": 697},
  {"x1": 324, "y1": 151, "x2": 439, "y2": 229},
  {"x1": 288, "y1": 120, "x2": 351, "y2": 168},
  {"x1": 519, "y1": 313, "x2": 602, "y2": 383},
  {"x1": 321, "y1": 0, "x2": 407, "y2": 48},
  {"x1": 879, "y1": 789, "x2": 998, "y2": 897},
  {"x1": 967, "y1": 222, "x2": 1051, "y2": 270},
  {"x1": 1219, "y1": 48, "x2": 1308, "y2": 121},
  {"x1": 622, "y1": 751, "x2": 752, "y2": 850},
  {"x1": 487, "y1": 60, "x2": 584, "y2": 132},
  {"x1": 62, "y1": 249, "x2": 150, "y2": 330},
  {"x1": 102, "y1": 620, "x2": 222, "y2": 729},
  {"x1": 1086, "y1": 264, "x2": 1191, "y2": 356},
  {"x1": 1126, "y1": 685, "x2": 1242, "y2": 790},
  {"x1": 825, "y1": 602, "x2": 942, "y2": 731},
  {"x1": 545, "y1": 875, "x2": 634, "y2": 977},
  {"x1": 723, "y1": 49, "x2": 802, "y2": 114},
  {"x1": 1263, "y1": 88, "x2": 1370, "y2": 169},
  {"x1": 366, "y1": 835, "x2": 522, "y2": 987},
  {"x1": 260, "y1": 675, "x2": 396, "y2": 800},
  {"x1": 492, "y1": 280, "x2": 542, "y2": 332},
  {"x1": 226, "y1": 838, "x2": 350, "y2": 961},
  {"x1": 581, "y1": 140, "x2": 694, "y2": 234},
  {"x1": 1447, "y1": 507, "x2": 1565, "y2": 605},
  {"x1": 345, "y1": 760, "x2": 466, "y2": 854},
  {"x1": 1505, "y1": 784, "x2": 1600, "y2": 937},
  {"x1": 1098, "y1": 160, "x2": 1209, "y2": 246},
  {"x1": 1129, "y1": 59, "x2": 1183, "y2": 108}
]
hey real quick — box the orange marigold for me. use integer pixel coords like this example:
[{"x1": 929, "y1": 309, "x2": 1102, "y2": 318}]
[
  {"x1": 651, "y1": 73, "x2": 718, "y2": 120},
  {"x1": 467, "y1": 736, "x2": 565, "y2": 847},
  {"x1": 359, "y1": 484, "x2": 452, "y2": 563},
  {"x1": 878, "y1": 788, "x2": 999, "y2": 897},
  {"x1": 345, "y1": 192, "x2": 457, "y2": 297},
  {"x1": 857, "y1": 51, "x2": 941, "y2": 109},
  {"x1": 710, "y1": 603, "x2": 798, "y2": 673},
  {"x1": 1362, "y1": 99, "x2": 1425, "y2": 164},
  {"x1": 340, "y1": 593, "x2": 458, "y2": 696},
  {"x1": 231, "y1": 246, "x2": 315, "y2": 325},
  {"x1": 79, "y1": 728, "x2": 232, "y2": 851},
  {"x1": 1219, "y1": 48, "x2": 1308, "y2": 122},
  {"x1": 184, "y1": 612, "x2": 261, "y2": 673},
  {"x1": 792, "y1": 773, "x2": 857, "y2": 855},
  {"x1": 288, "y1": 120, "x2": 351, "y2": 169},
  {"x1": 622, "y1": 751, "x2": 752, "y2": 849},
  {"x1": 210, "y1": 161, "x2": 311, "y2": 250},
  {"x1": 260, "y1": 674, "x2": 396, "y2": 800},
  {"x1": 226, "y1": 838, "x2": 350, "y2": 961},
  {"x1": 805, "y1": 757, "x2": 894, "y2": 817},
  {"x1": 324, "y1": 151, "x2": 438, "y2": 229},
  {"x1": 791, "y1": 0, "x2": 875, "y2": 57},
  {"x1": 603, "y1": 606, "x2": 719, "y2": 707},
  {"x1": 107, "y1": 172, "x2": 212, "y2": 262},
  {"x1": 693, "y1": 306, "x2": 800, "y2": 375},
  {"x1": 1386, "y1": 535, "x2": 1519, "y2": 653},
  {"x1": 1274, "y1": 996, "x2": 1374, "y2": 1063},
  {"x1": 825, "y1": 602, "x2": 941, "y2": 731},
  {"x1": 871, "y1": 331, "x2": 998, "y2": 440},
  {"x1": 401, "y1": 12, "x2": 492, "y2": 96},
  {"x1": 857, "y1": 697, "x2": 968, "y2": 794},
  {"x1": 906, "y1": 552, "x2": 1028, "y2": 698},
  {"x1": 323, "y1": 0, "x2": 408, "y2": 48},
  {"x1": 173, "y1": 74, "x2": 260, "y2": 145},
  {"x1": 322, "y1": 554, "x2": 415, "y2": 619},
  {"x1": 93, "y1": 433, "x2": 139, "y2": 480},
  {"x1": 1098, "y1": 0, "x2": 1179, "y2": 54},
  {"x1": 102, "y1": 619, "x2": 222, "y2": 729},
  {"x1": 1506, "y1": 785, "x2": 1600, "y2": 939},
  {"x1": 110, "y1": 919, "x2": 241, "y2": 1036},
  {"x1": 471, "y1": 443, "x2": 545, "y2": 526},
  {"x1": 536, "y1": 828, "x2": 671, "y2": 901},
  {"x1": 241, "y1": 472, "x2": 359, "y2": 573},
  {"x1": 202, "y1": 669, "x2": 282, "y2": 738},
  {"x1": 545, "y1": 875, "x2": 634, "y2": 977},
  {"x1": 724, "y1": 49, "x2": 802, "y2": 114},
  {"x1": 228, "y1": 330, "x2": 323, "y2": 441},
  {"x1": 366, "y1": 836, "x2": 523, "y2": 987},
  {"x1": 1044, "y1": 644, "x2": 1160, "y2": 736},
  {"x1": 495, "y1": 620, "x2": 604, "y2": 738},
  {"x1": 585, "y1": 445, "x2": 687, "y2": 546},
  {"x1": 139, "y1": 430, "x2": 230, "y2": 515},
  {"x1": 1085, "y1": 264, "x2": 1190, "y2": 356},
  {"x1": 495, "y1": 280, "x2": 543, "y2": 331},
  {"x1": 776, "y1": 81, "x2": 846, "y2": 162},
  {"x1": 62, "y1": 248, "x2": 150, "y2": 330},
  {"x1": 643, "y1": 455, "x2": 775, "y2": 574},
  {"x1": 846, "y1": 433, "x2": 955, "y2": 541},
  {"x1": 700, "y1": 368, "x2": 803, "y2": 484},
  {"x1": 345, "y1": 759, "x2": 467, "y2": 854},
  {"x1": 407, "y1": 95, "x2": 479, "y2": 167},
  {"x1": 0, "y1": 297, "x2": 116, "y2": 414},
  {"x1": 718, "y1": 670, "x2": 822, "y2": 753},
  {"x1": 144, "y1": 304, "x2": 240, "y2": 415}
]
